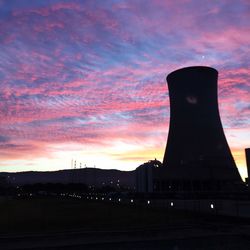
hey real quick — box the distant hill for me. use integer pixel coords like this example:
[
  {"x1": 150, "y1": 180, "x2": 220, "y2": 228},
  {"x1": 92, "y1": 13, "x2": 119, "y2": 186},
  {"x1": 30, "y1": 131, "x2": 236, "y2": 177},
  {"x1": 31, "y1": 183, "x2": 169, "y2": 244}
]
[{"x1": 0, "y1": 168, "x2": 135, "y2": 189}]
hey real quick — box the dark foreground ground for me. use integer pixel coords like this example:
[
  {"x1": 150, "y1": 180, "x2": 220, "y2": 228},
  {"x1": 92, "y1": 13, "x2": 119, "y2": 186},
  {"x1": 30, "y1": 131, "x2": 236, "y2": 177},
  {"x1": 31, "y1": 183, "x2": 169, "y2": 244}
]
[{"x1": 1, "y1": 197, "x2": 250, "y2": 249}]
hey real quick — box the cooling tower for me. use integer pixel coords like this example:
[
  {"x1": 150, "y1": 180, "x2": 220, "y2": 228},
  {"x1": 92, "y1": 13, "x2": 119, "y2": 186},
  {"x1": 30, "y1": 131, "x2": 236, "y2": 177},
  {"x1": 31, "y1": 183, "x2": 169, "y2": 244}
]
[{"x1": 163, "y1": 66, "x2": 242, "y2": 186}]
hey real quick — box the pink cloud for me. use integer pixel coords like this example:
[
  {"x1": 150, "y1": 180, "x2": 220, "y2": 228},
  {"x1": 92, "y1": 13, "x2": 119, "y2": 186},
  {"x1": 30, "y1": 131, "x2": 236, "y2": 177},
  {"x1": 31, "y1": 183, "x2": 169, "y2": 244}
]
[{"x1": 0, "y1": 0, "x2": 249, "y2": 174}]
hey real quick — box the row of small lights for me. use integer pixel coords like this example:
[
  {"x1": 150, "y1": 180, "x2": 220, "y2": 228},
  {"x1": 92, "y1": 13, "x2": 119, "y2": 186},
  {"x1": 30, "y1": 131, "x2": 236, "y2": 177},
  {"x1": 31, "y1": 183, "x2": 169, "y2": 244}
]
[
  {"x1": 17, "y1": 192, "x2": 215, "y2": 210},
  {"x1": 85, "y1": 196, "x2": 215, "y2": 209},
  {"x1": 85, "y1": 196, "x2": 171, "y2": 206},
  {"x1": 68, "y1": 194, "x2": 82, "y2": 199}
]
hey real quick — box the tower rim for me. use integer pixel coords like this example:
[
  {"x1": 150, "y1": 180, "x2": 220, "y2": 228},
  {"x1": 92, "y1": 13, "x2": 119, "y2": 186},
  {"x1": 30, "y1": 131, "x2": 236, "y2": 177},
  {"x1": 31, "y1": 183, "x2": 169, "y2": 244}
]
[{"x1": 166, "y1": 66, "x2": 218, "y2": 82}]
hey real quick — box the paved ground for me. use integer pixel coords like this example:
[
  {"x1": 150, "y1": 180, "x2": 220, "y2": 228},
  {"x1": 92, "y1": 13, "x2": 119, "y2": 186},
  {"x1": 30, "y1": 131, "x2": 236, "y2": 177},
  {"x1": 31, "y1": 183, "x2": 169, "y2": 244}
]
[{"x1": 1, "y1": 224, "x2": 250, "y2": 250}]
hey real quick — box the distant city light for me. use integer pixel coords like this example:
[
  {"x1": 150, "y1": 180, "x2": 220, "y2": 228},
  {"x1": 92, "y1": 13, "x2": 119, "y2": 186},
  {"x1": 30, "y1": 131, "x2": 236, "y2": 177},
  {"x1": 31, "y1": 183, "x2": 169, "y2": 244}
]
[
  {"x1": 210, "y1": 203, "x2": 214, "y2": 209},
  {"x1": 131, "y1": 199, "x2": 133, "y2": 203},
  {"x1": 170, "y1": 202, "x2": 174, "y2": 207},
  {"x1": 147, "y1": 200, "x2": 150, "y2": 204},
  {"x1": 118, "y1": 198, "x2": 121, "y2": 202}
]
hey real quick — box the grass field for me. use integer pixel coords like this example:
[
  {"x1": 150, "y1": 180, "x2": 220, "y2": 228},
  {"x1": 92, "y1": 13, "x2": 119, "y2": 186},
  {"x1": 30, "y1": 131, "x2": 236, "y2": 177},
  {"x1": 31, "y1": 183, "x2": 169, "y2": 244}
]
[
  {"x1": 1, "y1": 197, "x2": 250, "y2": 250},
  {"x1": 0, "y1": 197, "x2": 203, "y2": 234}
]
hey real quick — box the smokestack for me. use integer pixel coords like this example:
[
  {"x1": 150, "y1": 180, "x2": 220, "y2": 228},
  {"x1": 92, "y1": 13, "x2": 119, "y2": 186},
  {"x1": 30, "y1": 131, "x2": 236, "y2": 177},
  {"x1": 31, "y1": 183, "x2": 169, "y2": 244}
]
[{"x1": 163, "y1": 66, "x2": 242, "y2": 186}]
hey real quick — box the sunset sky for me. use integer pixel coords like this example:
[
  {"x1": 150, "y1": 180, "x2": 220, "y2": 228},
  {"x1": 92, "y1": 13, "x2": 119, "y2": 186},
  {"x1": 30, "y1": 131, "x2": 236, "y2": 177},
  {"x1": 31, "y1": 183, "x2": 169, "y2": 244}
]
[{"x1": 0, "y1": 0, "x2": 249, "y2": 178}]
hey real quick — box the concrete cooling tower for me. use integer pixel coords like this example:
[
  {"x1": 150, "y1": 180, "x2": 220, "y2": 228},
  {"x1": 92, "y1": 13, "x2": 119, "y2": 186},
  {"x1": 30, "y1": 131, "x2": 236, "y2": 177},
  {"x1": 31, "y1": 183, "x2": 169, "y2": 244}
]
[{"x1": 162, "y1": 66, "x2": 242, "y2": 190}]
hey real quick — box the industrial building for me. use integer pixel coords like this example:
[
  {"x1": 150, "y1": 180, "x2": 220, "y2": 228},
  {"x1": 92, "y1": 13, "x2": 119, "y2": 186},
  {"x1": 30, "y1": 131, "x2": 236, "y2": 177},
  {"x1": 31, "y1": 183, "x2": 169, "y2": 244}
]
[{"x1": 135, "y1": 159, "x2": 162, "y2": 193}]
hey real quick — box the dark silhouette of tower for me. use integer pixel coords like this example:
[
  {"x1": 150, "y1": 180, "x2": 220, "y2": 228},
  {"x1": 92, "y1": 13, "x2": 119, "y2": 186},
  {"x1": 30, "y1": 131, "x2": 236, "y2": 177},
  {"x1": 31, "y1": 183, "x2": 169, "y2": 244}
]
[
  {"x1": 245, "y1": 148, "x2": 250, "y2": 187},
  {"x1": 245, "y1": 149, "x2": 250, "y2": 177},
  {"x1": 162, "y1": 66, "x2": 242, "y2": 190}
]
